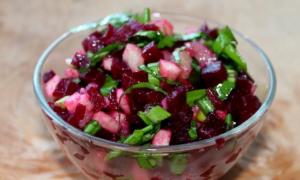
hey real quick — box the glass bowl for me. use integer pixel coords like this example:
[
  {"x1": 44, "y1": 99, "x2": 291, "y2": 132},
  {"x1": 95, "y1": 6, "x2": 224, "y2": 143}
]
[{"x1": 33, "y1": 12, "x2": 276, "y2": 180}]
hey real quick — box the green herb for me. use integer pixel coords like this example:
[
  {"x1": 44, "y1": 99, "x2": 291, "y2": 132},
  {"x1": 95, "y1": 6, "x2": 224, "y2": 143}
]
[
  {"x1": 225, "y1": 113, "x2": 234, "y2": 130},
  {"x1": 125, "y1": 82, "x2": 167, "y2": 95},
  {"x1": 191, "y1": 60, "x2": 201, "y2": 73},
  {"x1": 89, "y1": 43, "x2": 124, "y2": 67},
  {"x1": 211, "y1": 26, "x2": 247, "y2": 72},
  {"x1": 186, "y1": 89, "x2": 206, "y2": 107},
  {"x1": 157, "y1": 36, "x2": 176, "y2": 49},
  {"x1": 170, "y1": 154, "x2": 188, "y2": 175},
  {"x1": 198, "y1": 96, "x2": 214, "y2": 115},
  {"x1": 188, "y1": 121, "x2": 198, "y2": 141},
  {"x1": 215, "y1": 80, "x2": 235, "y2": 101},
  {"x1": 84, "y1": 120, "x2": 101, "y2": 135},
  {"x1": 100, "y1": 75, "x2": 118, "y2": 96},
  {"x1": 146, "y1": 106, "x2": 171, "y2": 124},
  {"x1": 212, "y1": 26, "x2": 236, "y2": 54},
  {"x1": 100, "y1": 13, "x2": 132, "y2": 27},
  {"x1": 136, "y1": 153, "x2": 162, "y2": 169}
]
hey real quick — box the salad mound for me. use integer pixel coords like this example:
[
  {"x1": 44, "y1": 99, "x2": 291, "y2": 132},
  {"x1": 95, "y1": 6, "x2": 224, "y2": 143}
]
[{"x1": 43, "y1": 8, "x2": 261, "y2": 147}]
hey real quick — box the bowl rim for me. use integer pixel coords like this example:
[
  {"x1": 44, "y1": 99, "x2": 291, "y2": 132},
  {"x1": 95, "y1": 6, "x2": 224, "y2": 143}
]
[{"x1": 33, "y1": 12, "x2": 276, "y2": 153}]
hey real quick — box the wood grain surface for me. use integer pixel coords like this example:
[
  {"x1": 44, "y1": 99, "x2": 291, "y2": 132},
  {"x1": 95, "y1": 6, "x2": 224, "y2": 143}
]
[{"x1": 1, "y1": 0, "x2": 300, "y2": 179}]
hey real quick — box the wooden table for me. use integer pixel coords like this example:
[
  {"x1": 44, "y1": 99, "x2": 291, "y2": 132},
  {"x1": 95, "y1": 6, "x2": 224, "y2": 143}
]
[{"x1": 1, "y1": 0, "x2": 299, "y2": 179}]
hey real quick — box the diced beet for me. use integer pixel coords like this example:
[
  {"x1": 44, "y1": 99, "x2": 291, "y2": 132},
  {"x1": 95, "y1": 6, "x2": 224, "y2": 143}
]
[
  {"x1": 93, "y1": 111, "x2": 120, "y2": 133},
  {"x1": 152, "y1": 18, "x2": 174, "y2": 35},
  {"x1": 162, "y1": 86, "x2": 193, "y2": 144},
  {"x1": 53, "y1": 78, "x2": 80, "y2": 100},
  {"x1": 142, "y1": 41, "x2": 163, "y2": 63},
  {"x1": 159, "y1": 59, "x2": 182, "y2": 81},
  {"x1": 68, "y1": 103, "x2": 86, "y2": 128},
  {"x1": 111, "y1": 58, "x2": 131, "y2": 79},
  {"x1": 110, "y1": 111, "x2": 130, "y2": 136},
  {"x1": 200, "y1": 23, "x2": 218, "y2": 39},
  {"x1": 161, "y1": 97, "x2": 168, "y2": 109},
  {"x1": 215, "y1": 110, "x2": 227, "y2": 121},
  {"x1": 86, "y1": 83, "x2": 105, "y2": 112},
  {"x1": 71, "y1": 50, "x2": 90, "y2": 68},
  {"x1": 201, "y1": 61, "x2": 227, "y2": 87},
  {"x1": 64, "y1": 68, "x2": 79, "y2": 78},
  {"x1": 49, "y1": 102, "x2": 70, "y2": 121},
  {"x1": 186, "y1": 41, "x2": 217, "y2": 68},
  {"x1": 128, "y1": 89, "x2": 165, "y2": 113},
  {"x1": 236, "y1": 73, "x2": 255, "y2": 95},
  {"x1": 79, "y1": 68, "x2": 105, "y2": 87},
  {"x1": 121, "y1": 71, "x2": 148, "y2": 89},
  {"x1": 45, "y1": 75, "x2": 61, "y2": 98},
  {"x1": 126, "y1": 114, "x2": 145, "y2": 131},
  {"x1": 107, "y1": 90, "x2": 119, "y2": 111},
  {"x1": 197, "y1": 113, "x2": 226, "y2": 139},
  {"x1": 152, "y1": 129, "x2": 172, "y2": 146},
  {"x1": 116, "y1": 88, "x2": 131, "y2": 114},
  {"x1": 95, "y1": 128, "x2": 119, "y2": 142},
  {"x1": 207, "y1": 88, "x2": 225, "y2": 110},
  {"x1": 43, "y1": 70, "x2": 55, "y2": 83},
  {"x1": 122, "y1": 43, "x2": 145, "y2": 72},
  {"x1": 100, "y1": 24, "x2": 116, "y2": 45},
  {"x1": 228, "y1": 91, "x2": 261, "y2": 124},
  {"x1": 82, "y1": 31, "x2": 103, "y2": 53},
  {"x1": 159, "y1": 81, "x2": 174, "y2": 94}
]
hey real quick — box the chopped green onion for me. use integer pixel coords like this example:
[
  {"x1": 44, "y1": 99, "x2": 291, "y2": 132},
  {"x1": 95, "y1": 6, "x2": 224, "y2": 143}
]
[
  {"x1": 137, "y1": 111, "x2": 152, "y2": 125},
  {"x1": 136, "y1": 153, "x2": 162, "y2": 169},
  {"x1": 198, "y1": 96, "x2": 214, "y2": 115},
  {"x1": 89, "y1": 43, "x2": 124, "y2": 67},
  {"x1": 105, "y1": 150, "x2": 123, "y2": 161},
  {"x1": 226, "y1": 67, "x2": 237, "y2": 83},
  {"x1": 54, "y1": 96, "x2": 69, "y2": 108},
  {"x1": 188, "y1": 121, "x2": 198, "y2": 141},
  {"x1": 100, "y1": 75, "x2": 118, "y2": 96},
  {"x1": 223, "y1": 44, "x2": 247, "y2": 72},
  {"x1": 84, "y1": 120, "x2": 101, "y2": 135},
  {"x1": 170, "y1": 154, "x2": 188, "y2": 175},
  {"x1": 148, "y1": 74, "x2": 160, "y2": 86},
  {"x1": 211, "y1": 26, "x2": 247, "y2": 72},
  {"x1": 124, "y1": 125, "x2": 153, "y2": 145},
  {"x1": 125, "y1": 82, "x2": 167, "y2": 95},
  {"x1": 145, "y1": 106, "x2": 171, "y2": 124},
  {"x1": 225, "y1": 113, "x2": 234, "y2": 130},
  {"x1": 143, "y1": 8, "x2": 151, "y2": 23},
  {"x1": 196, "y1": 110, "x2": 206, "y2": 122},
  {"x1": 72, "y1": 78, "x2": 81, "y2": 84},
  {"x1": 141, "y1": 133, "x2": 155, "y2": 143},
  {"x1": 157, "y1": 36, "x2": 176, "y2": 49},
  {"x1": 79, "y1": 67, "x2": 89, "y2": 74},
  {"x1": 215, "y1": 80, "x2": 235, "y2": 101},
  {"x1": 212, "y1": 26, "x2": 236, "y2": 54},
  {"x1": 186, "y1": 89, "x2": 206, "y2": 107}
]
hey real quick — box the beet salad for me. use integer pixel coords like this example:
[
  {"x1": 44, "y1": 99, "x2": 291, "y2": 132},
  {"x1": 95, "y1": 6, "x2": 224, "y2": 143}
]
[{"x1": 43, "y1": 8, "x2": 261, "y2": 148}]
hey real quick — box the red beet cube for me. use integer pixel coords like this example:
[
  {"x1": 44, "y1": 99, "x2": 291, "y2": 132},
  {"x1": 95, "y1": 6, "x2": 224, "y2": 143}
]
[{"x1": 201, "y1": 61, "x2": 227, "y2": 87}]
